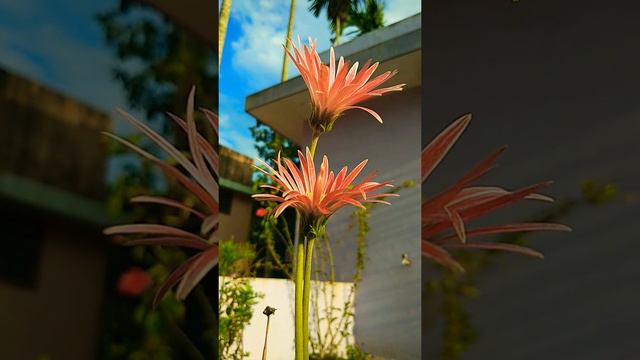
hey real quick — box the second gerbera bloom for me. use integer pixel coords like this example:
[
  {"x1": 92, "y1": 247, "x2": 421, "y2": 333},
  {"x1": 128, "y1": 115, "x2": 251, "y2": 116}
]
[{"x1": 252, "y1": 147, "x2": 397, "y2": 221}]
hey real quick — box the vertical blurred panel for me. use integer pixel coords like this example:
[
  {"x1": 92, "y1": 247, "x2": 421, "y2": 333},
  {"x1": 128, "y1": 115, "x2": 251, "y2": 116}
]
[
  {"x1": 0, "y1": 0, "x2": 218, "y2": 358},
  {"x1": 423, "y1": 0, "x2": 640, "y2": 359},
  {"x1": 0, "y1": 31, "x2": 112, "y2": 359}
]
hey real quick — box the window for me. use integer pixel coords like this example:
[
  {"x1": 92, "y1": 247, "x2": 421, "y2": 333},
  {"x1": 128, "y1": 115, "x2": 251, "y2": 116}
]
[
  {"x1": 219, "y1": 188, "x2": 233, "y2": 214},
  {"x1": 0, "y1": 202, "x2": 44, "y2": 288}
]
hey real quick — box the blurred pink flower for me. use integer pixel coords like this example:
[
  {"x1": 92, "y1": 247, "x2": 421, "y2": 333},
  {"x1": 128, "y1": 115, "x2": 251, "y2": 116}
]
[
  {"x1": 104, "y1": 87, "x2": 218, "y2": 306},
  {"x1": 255, "y1": 207, "x2": 267, "y2": 217},
  {"x1": 253, "y1": 148, "x2": 397, "y2": 221},
  {"x1": 117, "y1": 267, "x2": 152, "y2": 297},
  {"x1": 286, "y1": 37, "x2": 404, "y2": 134},
  {"x1": 422, "y1": 114, "x2": 571, "y2": 272}
]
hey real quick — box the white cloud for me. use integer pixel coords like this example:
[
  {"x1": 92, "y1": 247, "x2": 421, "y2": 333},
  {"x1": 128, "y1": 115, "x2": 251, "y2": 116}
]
[
  {"x1": 218, "y1": 92, "x2": 260, "y2": 159},
  {"x1": 219, "y1": 112, "x2": 260, "y2": 160},
  {"x1": 384, "y1": 0, "x2": 422, "y2": 25},
  {"x1": 228, "y1": 0, "x2": 331, "y2": 89},
  {"x1": 220, "y1": 0, "x2": 421, "y2": 159},
  {"x1": 227, "y1": 0, "x2": 420, "y2": 88}
]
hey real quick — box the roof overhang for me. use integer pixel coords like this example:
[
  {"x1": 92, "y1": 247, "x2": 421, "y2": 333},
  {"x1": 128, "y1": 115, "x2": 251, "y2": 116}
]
[
  {"x1": 0, "y1": 172, "x2": 114, "y2": 227},
  {"x1": 220, "y1": 177, "x2": 254, "y2": 195},
  {"x1": 140, "y1": 0, "x2": 216, "y2": 49},
  {"x1": 245, "y1": 14, "x2": 421, "y2": 144}
]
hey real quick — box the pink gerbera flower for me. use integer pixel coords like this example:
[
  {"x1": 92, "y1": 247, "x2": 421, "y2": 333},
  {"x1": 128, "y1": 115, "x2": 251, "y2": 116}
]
[
  {"x1": 104, "y1": 87, "x2": 219, "y2": 306},
  {"x1": 252, "y1": 148, "x2": 397, "y2": 221},
  {"x1": 286, "y1": 37, "x2": 405, "y2": 134},
  {"x1": 422, "y1": 114, "x2": 571, "y2": 272}
]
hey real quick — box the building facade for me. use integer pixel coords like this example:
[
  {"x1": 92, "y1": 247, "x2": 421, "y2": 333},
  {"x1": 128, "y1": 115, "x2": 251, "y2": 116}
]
[{"x1": 0, "y1": 68, "x2": 111, "y2": 359}]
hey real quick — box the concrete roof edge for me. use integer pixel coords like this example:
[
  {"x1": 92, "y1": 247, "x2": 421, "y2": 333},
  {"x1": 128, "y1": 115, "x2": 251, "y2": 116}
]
[
  {"x1": 0, "y1": 171, "x2": 112, "y2": 227},
  {"x1": 220, "y1": 177, "x2": 254, "y2": 195},
  {"x1": 245, "y1": 13, "x2": 422, "y2": 112}
]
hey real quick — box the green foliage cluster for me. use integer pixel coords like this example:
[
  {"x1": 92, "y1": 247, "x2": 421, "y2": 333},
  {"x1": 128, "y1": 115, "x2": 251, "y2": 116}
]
[
  {"x1": 308, "y1": 0, "x2": 386, "y2": 44},
  {"x1": 249, "y1": 121, "x2": 299, "y2": 278},
  {"x1": 97, "y1": 0, "x2": 216, "y2": 127},
  {"x1": 219, "y1": 241, "x2": 264, "y2": 360}
]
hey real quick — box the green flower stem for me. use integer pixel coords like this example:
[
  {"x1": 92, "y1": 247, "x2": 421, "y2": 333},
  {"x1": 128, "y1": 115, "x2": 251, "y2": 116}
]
[
  {"x1": 295, "y1": 242, "x2": 305, "y2": 360},
  {"x1": 302, "y1": 236, "x2": 316, "y2": 360},
  {"x1": 309, "y1": 133, "x2": 321, "y2": 159}
]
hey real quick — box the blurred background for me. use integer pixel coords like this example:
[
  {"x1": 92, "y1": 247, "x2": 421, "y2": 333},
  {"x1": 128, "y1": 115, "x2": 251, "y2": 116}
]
[
  {"x1": 0, "y1": 0, "x2": 216, "y2": 358},
  {"x1": 423, "y1": 0, "x2": 640, "y2": 359}
]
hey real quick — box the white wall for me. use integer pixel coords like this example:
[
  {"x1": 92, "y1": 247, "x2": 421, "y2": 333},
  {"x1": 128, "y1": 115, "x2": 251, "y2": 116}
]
[
  {"x1": 220, "y1": 277, "x2": 354, "y2": 360},
  {"x1": 315, "y1": 87, "x2": 422, "y2": 359}
]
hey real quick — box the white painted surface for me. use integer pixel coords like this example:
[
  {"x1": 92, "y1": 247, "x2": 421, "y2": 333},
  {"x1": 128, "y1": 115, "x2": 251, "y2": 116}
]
[
  {"x1": 316, "y1": 86, "x2": 423, "y2": 359},
  {"x1": 220, "y1": 277, "x2": 354, "y2": 360}
]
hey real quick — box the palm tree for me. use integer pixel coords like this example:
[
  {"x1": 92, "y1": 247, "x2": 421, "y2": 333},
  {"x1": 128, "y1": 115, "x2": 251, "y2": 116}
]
[
  {"x1": 219, "y1": 0, "x2": 232, "y2": 66},
  {"x1": 346, "y1": 0, "x2": 384, "y2": 36},
  {"x1": 282, "y1": 0, "x2": 297, "y2": 81},
  {"x1": 308, "y1": 0, "x2": 353, "y2": 45}
]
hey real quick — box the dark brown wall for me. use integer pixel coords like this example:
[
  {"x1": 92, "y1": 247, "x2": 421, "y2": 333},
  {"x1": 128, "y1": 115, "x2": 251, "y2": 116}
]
[
  {"x1": 0, "y1": 68, "x2": 111, "y2": 199},
  {"x1": 219, "y1": 145, "x2": 253, "y2": 186},
  {"x1": 0, "y1": 215, "x2": 108, "y2": 360}
]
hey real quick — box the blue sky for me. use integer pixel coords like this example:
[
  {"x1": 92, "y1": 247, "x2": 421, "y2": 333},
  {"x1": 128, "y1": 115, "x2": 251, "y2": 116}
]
[
  {"x1": 0, "y1": 0, "x2": 147, "y2": 182},
  {"x1": 0, "y1": 0, "x2": 179, "y2": 182},
  {"x1": 219, "y1": 0, "x2": 421, "y2": 160},
  {"x1": 0, "y1": 0, "x2": 139, "y2": 121},
  {"x1": 0, "y1": 0, "x2": 420, "y2": 166}
]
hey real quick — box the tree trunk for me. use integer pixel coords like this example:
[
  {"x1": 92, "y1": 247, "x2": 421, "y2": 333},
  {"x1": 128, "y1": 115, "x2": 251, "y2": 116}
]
[
  {"x1": 334, "y1": 17, "x2": 341, "y2": 46},
  {"x1": 281, "y1": 0, "x2": 297, "y2": 81},
  {"x1": 218, "y1": 0, "x2": 232, "y2": 66}
]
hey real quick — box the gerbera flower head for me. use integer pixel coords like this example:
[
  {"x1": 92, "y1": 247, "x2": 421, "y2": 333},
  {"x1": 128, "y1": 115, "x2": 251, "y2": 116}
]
[
  {"x1": 422, "y1": 114, "x2": 571, "y2": 272},
  {"x1": 252, "y1": 148, "x2": 398, "y2": 223},
  {"x1": 103, "y1": 87, "x2": 219, "y2": 307},
  {"x1": 286, "y1": 36, "x2": 405, "y2": 135}
]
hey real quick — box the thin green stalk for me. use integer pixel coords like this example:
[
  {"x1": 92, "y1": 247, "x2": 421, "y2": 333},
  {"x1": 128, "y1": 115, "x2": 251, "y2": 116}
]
[
  {"x1": 295, "y1": 242, "x2": 305, "y2": 360},
  {"x1": 309, "y1": 133, "x2": 320, "y2": 159},
  {"x1": 302, "y1": 237, "x2": 316, "y2": 360}
]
